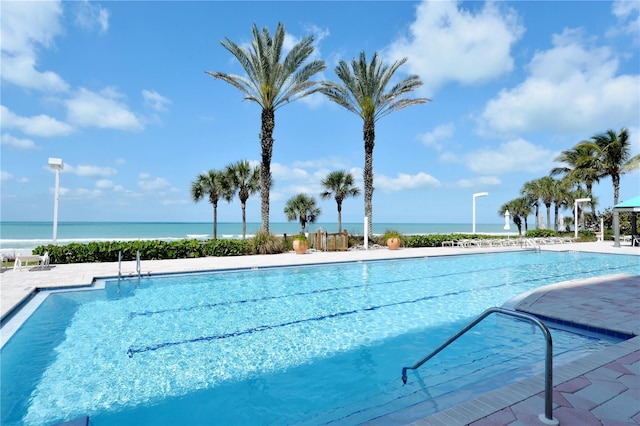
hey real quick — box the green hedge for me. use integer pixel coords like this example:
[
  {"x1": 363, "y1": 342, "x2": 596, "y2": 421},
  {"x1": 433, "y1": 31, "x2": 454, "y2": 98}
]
[
  {"x1": 403, "y1": 233, "x2": 501, "y2": 248},
  {"x1": 32, "y1": 239, "x2": 252, "y2": 264}
]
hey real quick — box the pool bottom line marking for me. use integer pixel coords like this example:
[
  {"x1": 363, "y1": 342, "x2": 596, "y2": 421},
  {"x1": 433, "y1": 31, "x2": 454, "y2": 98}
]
[
  {"x1": 127, "y1": 256, "x2": 625, "y2": 320},
  {"x1": 126, "y1": 262, "x2": 634, "y2": 358},
  {"x1": 125, "y1": 282, "x2": 528, "y2": 358}
]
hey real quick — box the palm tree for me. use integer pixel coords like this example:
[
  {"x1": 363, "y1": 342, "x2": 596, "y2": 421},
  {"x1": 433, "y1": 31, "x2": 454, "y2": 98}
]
[
  {"x1": 319, "y1": 170, "x2": 360, "y2": 232},
  {"x1": 320, "y1": 52, "x2": 429, "y2": 236},
  {"x1": 206, "y1": 23, "x2": 326, "y2": 234},
  {"x1": 499, "y1": 197, "x2": 532, "y2": 236},
  {"x1": 521, "y1": 179, "x2": 542, "y2": 229},
  {"x1": 551, "y1": 143, "x2": 602, "y2": 220},
  {"x1": 550, "y1": 178, "x2": 571, "y2": 232},
  {"x1": 521, "y1": 177, "x2": 555, "y2": 229},
  {"x1": 191, "y1": 170, "x2": 226, "y2": 240},
  {"x1": 581, "y1": 128, "x2": 640, "y2": 206},
  {"x1": 223, "y1": 160, "x2": 260, "y2": 239},
  {"x1": 284, "y1": 193, "x2": 321, "y2": 233}
]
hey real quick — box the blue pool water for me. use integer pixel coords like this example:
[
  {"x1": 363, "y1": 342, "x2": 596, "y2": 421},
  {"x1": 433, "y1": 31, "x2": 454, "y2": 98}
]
[{"x1": 2, "y1": 251, "x2": 639, "y2": 425}]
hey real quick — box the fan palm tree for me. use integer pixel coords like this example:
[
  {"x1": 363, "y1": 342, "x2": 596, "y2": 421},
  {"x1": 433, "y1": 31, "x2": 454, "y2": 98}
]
[
  {"x1": 320, "y1": 52, "x2": 429, "y2": 236},
  {"x1": 284, "y1": 193, "x2": 321, "y2": 233},
  {"x1": 521, "y1": 179, "x2": 542, "y2": 229},
  {"x1": 320, "y1": 170, "x2": 360, "y2": 232},
  {"x1": 551, "y1": 143, "x2": 602, "y2": 220},
  {"x1": 223, "y1": 160, "x2": 260, "y2": 239},
  {"x1": 499, "y1": 197, "x2": 532, "y2": 236},
  {"x1": 191, "y1": 170, "x2": 226, "y2": 240},
  {"x1": 550, "y1": 178, "x2": 571, "y2": 232},
  {"x1": 206, "y1": 23, "x2": 326, "y2": 234},
  {"x1": 580, "y1": 128, "x2": 640, "y2": 206}
]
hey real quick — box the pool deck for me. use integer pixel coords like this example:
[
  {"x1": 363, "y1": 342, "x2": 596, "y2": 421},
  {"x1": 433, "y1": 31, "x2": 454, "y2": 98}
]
[{"x1": 1, "y1": 241, "x2": 639, "y2": 425}]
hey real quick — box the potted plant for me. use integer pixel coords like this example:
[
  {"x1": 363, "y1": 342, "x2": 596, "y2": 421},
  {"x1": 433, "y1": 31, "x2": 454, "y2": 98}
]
[
  {"x1": 384, "y1": 229, "x2": 402, "y2": 250},
  {"x1": 292, "y1": 234, "x2": 309, "y2": 254}
]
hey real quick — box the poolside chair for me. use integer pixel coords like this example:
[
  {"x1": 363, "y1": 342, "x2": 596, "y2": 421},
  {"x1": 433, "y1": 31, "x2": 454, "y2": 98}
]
[
  {"x1": 632, "y1": 235, "x2": 640, "y2": 247},
  {"x1": 13, "y1": 251, "x2": 49, "y2": 271}
]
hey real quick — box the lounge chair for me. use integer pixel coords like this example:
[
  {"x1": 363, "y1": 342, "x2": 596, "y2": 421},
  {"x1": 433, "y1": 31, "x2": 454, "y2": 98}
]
[
  {"x1": 13, "y1": 251, "x2": 49, "y2": 271},
  {"x1": 632, "y1": 235, "x2": 640, "y2": 247}
]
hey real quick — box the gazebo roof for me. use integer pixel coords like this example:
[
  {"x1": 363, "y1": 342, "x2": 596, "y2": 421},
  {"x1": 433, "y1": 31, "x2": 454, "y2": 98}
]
[{"x1": 613, "y1": 195, "x2": 640, "y2": 212}]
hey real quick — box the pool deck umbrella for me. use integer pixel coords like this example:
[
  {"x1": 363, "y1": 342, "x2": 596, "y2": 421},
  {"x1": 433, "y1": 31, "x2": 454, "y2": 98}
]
[{"x1": 612, "y1": 195, "x2": 640, "y2": 247}]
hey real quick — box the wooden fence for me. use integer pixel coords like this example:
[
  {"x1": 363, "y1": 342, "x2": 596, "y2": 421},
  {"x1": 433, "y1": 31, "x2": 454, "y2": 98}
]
[{"x1": 308, "y1": 230, "x2": 349, "y2": 251}]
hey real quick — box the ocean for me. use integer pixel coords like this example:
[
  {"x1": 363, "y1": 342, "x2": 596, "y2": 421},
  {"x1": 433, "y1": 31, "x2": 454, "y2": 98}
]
[{"x1": 0, "y1": 221, "x2": 511, "y2": 253}]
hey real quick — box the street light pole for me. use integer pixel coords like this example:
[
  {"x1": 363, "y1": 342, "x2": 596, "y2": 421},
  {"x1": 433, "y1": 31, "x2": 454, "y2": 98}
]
[
  {"x1": 472, "y1": 192, "x2": 489, "y2": 234},
  {"x1": 48, "y1": 158, "x2": 64, "y2": 245},
  {"x1": 574, "y1": 198, "x2": 591, "y2": 239}
]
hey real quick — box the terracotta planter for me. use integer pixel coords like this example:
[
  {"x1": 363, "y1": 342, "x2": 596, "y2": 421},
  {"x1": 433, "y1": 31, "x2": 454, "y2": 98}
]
[
  {"x1": 293, "y1": 239, "x2": 308, "y2": 254},
  {"x1": 386, "y1": 237, "x2": 401, "y2": 250}
]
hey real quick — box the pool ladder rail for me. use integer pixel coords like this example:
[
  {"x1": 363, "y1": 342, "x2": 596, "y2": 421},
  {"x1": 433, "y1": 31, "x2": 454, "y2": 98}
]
[
  {"x1": 401, "y1": 307, "x2": 559, "y2": 425},
  {"x1": 117, "y1": 250, "x2": 142, "y2": 278}
]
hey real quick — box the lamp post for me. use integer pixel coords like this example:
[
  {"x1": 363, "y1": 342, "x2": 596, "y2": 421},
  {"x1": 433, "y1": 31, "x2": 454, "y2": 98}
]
[
  {"x1": 574, "y1": 198, "x2": 591, "y2": 239},
  {"x1": 472, "y1": 192, "x2": 488, "y2": 234},
  {"x1": 48, "y1": 158, "x2": 64, "y2": 244}
]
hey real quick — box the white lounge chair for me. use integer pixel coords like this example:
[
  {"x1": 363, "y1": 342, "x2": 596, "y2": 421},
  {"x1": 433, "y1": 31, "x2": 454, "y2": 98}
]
[{"x1": 13, "y1": 252, "x2": 49, "y2": 271}]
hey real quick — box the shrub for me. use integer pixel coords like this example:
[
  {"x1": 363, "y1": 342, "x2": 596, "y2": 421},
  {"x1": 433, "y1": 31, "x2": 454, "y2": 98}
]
[
  {"x1": 524, "y1": 229, "x2": 556, "y2": 238},
  {"x1": 251, "y1": 231, "x2": 285, "y2": 255},
  {"x1": 32, "y1": 238, "x2": 252, "y2": 264}
]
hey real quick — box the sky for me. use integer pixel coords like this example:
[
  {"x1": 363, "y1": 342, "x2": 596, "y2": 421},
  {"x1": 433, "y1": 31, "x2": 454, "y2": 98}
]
[{"x1": 1, "y1": 0, "x2": 639, "y2": 226}]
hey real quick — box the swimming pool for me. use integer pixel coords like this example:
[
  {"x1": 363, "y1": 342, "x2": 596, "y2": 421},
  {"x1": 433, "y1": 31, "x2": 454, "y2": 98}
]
[{"x1": 2, "y1": 251, "x2": 638, "y2": 425}]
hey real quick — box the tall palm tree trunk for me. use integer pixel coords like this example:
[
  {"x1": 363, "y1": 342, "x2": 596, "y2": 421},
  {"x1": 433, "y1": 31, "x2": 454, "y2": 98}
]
[
  {"x1": 337, "y1": 202, "x2": 343, "y2": 233},
  {"x1": 241, "y1": 202, "x2": 247, "y2": 239},
  {"x1": 612, "y1": 174, "x2": 621, "y2": 205},
  {"x1": 546, "y1": 204, "x2": 551, "y2": 230},
  {"x1": 260, "y1": 108, "x2": 275, "y2": 233},
  {"x1": 363, "y1": 118, "x2": 375, "y2": 237},
  {"x1": 586, "y1": 183, "x2": 596, "y2": 221},
  {"x1": 212, "y1": 201, "x2": 218, "y2": 240}
]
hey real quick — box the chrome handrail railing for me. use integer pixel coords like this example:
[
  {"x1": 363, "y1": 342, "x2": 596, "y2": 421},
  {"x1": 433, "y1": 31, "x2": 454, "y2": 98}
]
[{"x1": 401, "y1": 307, "x2": 558, "y2": 425}]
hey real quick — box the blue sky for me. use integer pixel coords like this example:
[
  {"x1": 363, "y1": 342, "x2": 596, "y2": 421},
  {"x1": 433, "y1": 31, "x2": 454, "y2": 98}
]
[{"x1": 1, "y1": 0, "x2": 639, "y2": 226}]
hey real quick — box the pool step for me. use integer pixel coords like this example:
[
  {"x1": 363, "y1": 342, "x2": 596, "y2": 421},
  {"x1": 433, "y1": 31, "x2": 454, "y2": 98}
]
[{"x1": 51, "y1": 416, "x2": 89, "y2": 426}]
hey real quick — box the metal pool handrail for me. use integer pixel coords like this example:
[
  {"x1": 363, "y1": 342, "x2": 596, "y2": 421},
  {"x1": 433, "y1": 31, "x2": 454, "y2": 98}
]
[{"x1": 401, "y1": 307, "x2": 558, "y2": 425}]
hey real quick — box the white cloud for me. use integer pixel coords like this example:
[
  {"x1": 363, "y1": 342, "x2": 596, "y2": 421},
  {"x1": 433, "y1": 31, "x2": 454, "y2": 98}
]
[
  {"x1": 420, "y1": 123, "x2": 454, "y2": 151},
  {"x1": 138, "y1": 176, "x2": 170, "y2": 191},
  {"x1": 1, "y1": 133, "x2": 38, "y2": 149},
  {"x1": 1, "y1": 170, "x2": 13, "y2": 181},
  {"x1": 60, "y1": 187, "x2": 103, "y2": 199},
  {"x1": 480, "y1": 28, "x2": 640, "y2": 136},
  {"x1": 455, "y1": 176, "x2": 502, "y2": 188},
  {"x1": 142, "y1": 89, "x2": 171, "y2": 112},
  {"x1": 65, "y1": 164, "x2": 117, "y2": 178},
  {"x1": 375, "y1": 172, "x2": 441, "y2": 193},
  {"x1": 387, "y1": 0, "x2": 524, "y2": 94},
  {"x1": 1, "y1": 54, "x2": 69, "y2": 92},
  {"x1": 74, "y1": 0, "x2": 110, "y2": 33},
  {"x1": 66, "y1": 87, "x2": 144, "y2": 131},
  {"x1": 611, "y1": 0, "x2": 640, "y2": 37},
  {"x1": 95, "y1": 179, "x2": 114, "y2": 189},
  {"x1": 0, "y1": 0, "x2": 69, "y2": 92},
  {"x1": 293, "y1": 157, "x2": 349, "y2": 169},
  {"x1": 445, "y1": 138, "x2": 557, "y2": 175},
  {"x1": 0, "y1": 105, "x2": 73, "y2": 137}
]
